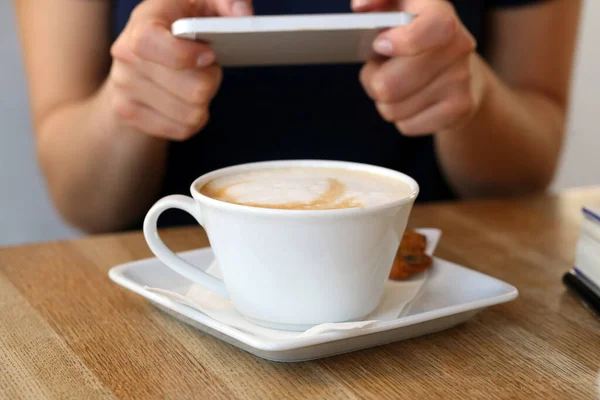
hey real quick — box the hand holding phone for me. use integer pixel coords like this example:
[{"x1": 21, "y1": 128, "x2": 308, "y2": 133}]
[{"x1": 172, "y1": 12, "x2": 416, "y2": 67}]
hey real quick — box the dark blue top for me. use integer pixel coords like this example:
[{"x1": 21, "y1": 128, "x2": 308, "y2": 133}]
[{"x1": 111, "y1": 0, "x2": 543, "y2": 228}]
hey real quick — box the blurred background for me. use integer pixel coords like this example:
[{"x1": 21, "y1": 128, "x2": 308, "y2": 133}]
[{"x1": 1, "y1": 1, "x2": 599, "y2": 247}]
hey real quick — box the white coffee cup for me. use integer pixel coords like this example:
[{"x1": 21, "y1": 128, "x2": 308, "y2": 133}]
[{"x1": 143, "y1": 160, "x2": 419, "y2": 330}]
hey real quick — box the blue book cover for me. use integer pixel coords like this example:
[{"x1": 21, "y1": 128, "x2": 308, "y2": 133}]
[{"x1": 583, "y1": 207, "x2": 600, "y2": 224}]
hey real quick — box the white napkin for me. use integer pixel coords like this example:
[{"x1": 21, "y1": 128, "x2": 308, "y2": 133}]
[{"x1": 146, "y1": 228, "x2": 440, "y2": 341}]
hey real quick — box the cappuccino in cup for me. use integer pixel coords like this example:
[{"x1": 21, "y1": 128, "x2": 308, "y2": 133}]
[{"x1": 199, "y1": 167, "x2": 412, "y2": 211}]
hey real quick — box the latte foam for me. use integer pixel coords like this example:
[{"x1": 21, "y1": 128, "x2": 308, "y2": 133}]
[{"x1": 199, "y1": 167, "x2": 411, "y2": 210}]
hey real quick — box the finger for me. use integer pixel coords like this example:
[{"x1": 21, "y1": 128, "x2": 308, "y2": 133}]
[
  {"x1": 114, "y1": 0, "x2": 254, "y2": 68},
  {"x1": 375, "y1": 59, "x2": 471, "y2": 122},
  {"x1": 128, "y1": 0, "x2": 252, "y2": 21},
  {"x1": 129, "y1": 0, "x2": 200, "y2": 22},
  {"x1": 138, "y1": 61, "x2": 222, "y2": 106},
  {"x1": 208, "y1": 0, "x2": 254, "y2": 17},
  {"x1": 111, "y1": 63, "x2": 211, "y2": 129},
  {"x1": 360, "y1": 36, "x2": 474, "y2": 103},
  {"x1": 113, "y1": 21, "x2": 216, "y2": 69},
  {"x1": 359, "y1": 59, "x2": 384, "y2": 100},
  {"x1": 112, "y1": 95, "x2": 204, "y2": 141},
  {"x1": 360, "y1": 54, "x2": 441, "y2": 103},
  {"x1": 351, "y1": 0, "x2": 390, "y2": 12},
  {"x1": 394, "y1": 92, "x2": 475, "y2": 136},
  {"x1": 373, "y1": 2, "x2": 461, "y2": 57}
]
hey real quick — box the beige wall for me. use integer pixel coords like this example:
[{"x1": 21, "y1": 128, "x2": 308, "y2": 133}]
[
  {"x1": 552, "y1": 0, "x2": 600, "y2": 191},
  {"x1": 0, "y1": 2, "x2": 79, "y2": 246}
]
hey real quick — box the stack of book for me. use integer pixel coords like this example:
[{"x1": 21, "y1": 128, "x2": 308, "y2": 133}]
[{"x1": 563, "y1": 207, "x2": 600, "y2": 318}]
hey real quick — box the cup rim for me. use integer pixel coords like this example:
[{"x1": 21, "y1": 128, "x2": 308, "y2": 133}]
[{"x1": 190, "y1": 160, "x2": 419, "y2": 217}]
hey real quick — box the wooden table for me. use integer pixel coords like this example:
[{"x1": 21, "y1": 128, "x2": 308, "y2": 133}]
[{"x1": 2, "y1": 187, "x2": 600, "y2": 399}]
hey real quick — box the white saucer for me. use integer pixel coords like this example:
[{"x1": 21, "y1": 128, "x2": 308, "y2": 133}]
[{"x1": 109, "y1": 240, "x2": 518, "y2": 362}]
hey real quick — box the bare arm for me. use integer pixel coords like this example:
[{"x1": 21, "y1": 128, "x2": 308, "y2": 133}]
[
  {"x1": 436, "y1": 0, "x2": 582, "y2": 197},
  {"x1": 14, "y1": 0, "x2": 167, "y2": 233},
  {"x1": 14, "y1": 0, "x2": 248, "y2": 233}
]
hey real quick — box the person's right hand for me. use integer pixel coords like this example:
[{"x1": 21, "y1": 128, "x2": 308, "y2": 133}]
[{"x1": 108, "y1": 0, "x2": 253, "y2": 141}]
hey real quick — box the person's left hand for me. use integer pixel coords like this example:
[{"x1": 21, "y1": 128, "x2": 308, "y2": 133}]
[{"x1": 355, "y1": 0, "x2": 485, "y2": 136}]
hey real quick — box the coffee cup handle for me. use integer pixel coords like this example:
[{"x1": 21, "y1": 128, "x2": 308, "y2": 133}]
[{"x1": 143, "y1": 195, "x2": 228, "y2": 298}]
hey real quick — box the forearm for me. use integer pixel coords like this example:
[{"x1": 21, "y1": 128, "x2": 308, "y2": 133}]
[
  {"x1": 436, "y1": 55, "x2": 566, "y2": 198},
  {"x1": 37, "y1": 81, "x2": 168, "y2": 233}
]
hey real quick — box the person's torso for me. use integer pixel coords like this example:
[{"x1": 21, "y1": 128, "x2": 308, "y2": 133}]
[{"x1": 112, "y1": 1, "x2": 488, "y2": 228}]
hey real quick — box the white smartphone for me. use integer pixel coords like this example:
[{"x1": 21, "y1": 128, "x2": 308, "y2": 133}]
[{"x1": 172, "y1": 12, "x2": 415, "y2": 67}]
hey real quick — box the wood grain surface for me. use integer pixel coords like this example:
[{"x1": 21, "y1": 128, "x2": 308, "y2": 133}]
[{"x1": 1, "y1": 187, "x2": 600, "y2": 399}]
